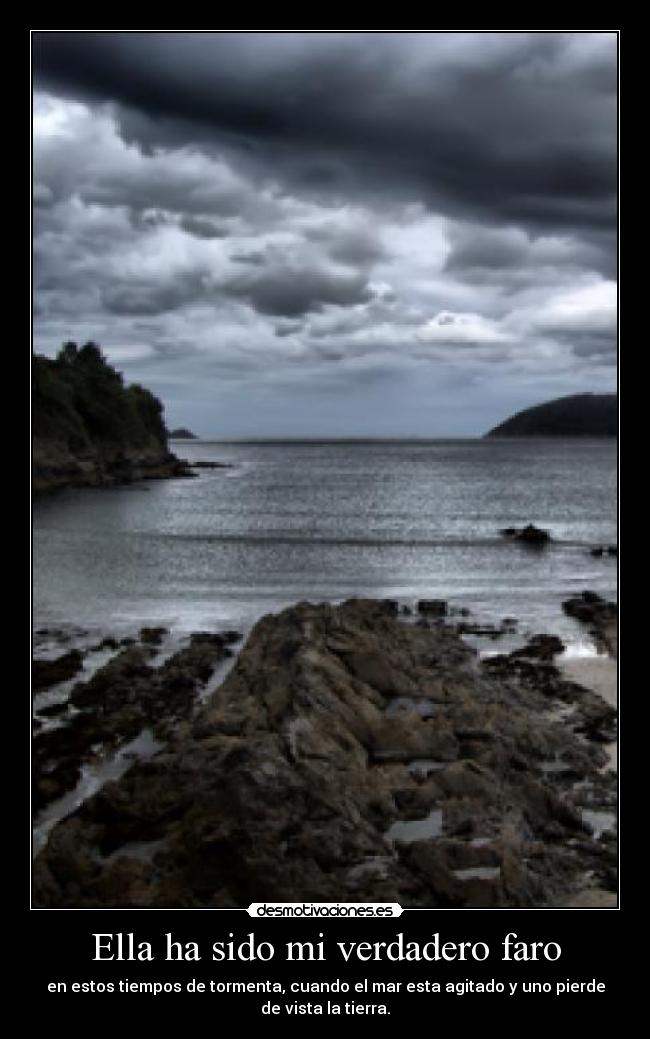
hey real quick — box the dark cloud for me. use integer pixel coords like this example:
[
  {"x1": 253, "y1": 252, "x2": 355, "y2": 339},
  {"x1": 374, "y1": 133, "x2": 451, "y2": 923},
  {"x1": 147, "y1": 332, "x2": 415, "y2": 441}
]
[
  {"x1": 33, "y1": 32, "x2": 616, "y2": 237},
  {"x1": 101, "y1": 272, "x2": 208, "y2": 315},
  {"x1": 305, "y1": 222, "x2": 386, "y2": 266},
  {"x1": 32, "y1": 32, "x2": 617, "y2": 434},
  {"x1": 228, "y1": 266, "x2": 372, "y2": 317}
]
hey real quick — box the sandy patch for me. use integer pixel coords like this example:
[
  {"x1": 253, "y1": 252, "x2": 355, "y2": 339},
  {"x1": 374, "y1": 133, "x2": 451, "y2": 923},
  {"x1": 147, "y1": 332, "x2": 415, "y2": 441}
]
[{"x1": 559, "y1": 655, "x2": 618, "y2": 771}]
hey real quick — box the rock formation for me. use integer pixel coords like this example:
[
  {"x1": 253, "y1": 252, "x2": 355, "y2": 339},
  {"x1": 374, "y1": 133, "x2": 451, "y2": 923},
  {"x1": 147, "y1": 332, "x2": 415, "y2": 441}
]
[
  {"x1": 499, "y1": 524, "x2": 551, "y2": 545},
  {"x1": 33, "y1": 599, "x2": 617, "y2": 909}
]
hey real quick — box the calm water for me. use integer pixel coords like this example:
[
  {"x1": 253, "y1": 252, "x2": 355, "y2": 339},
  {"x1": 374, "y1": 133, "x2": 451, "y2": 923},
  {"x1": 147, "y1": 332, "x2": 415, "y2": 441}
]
[{"x1": 33, "y1": 439, "x2": 617, "y2": 650}]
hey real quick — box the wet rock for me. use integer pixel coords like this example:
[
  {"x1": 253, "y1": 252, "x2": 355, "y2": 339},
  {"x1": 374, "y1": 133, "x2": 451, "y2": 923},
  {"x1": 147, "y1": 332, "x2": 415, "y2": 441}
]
[
  {"x1": 34, "y1": 599, "x2": 616, "y2": 909},
  {"x1": 32, "y1": 649, "x2": 83, "y2": 691},
  {"x1": 91, "y1": 637, "x2": 120, "y2": 652},
  {"x1": 32, "y1": 634, "x2": 235, "y2": 816},
  {"x1": 139, "y1": 626, "x2": 169, "y2": 645},
  {"x1": 510, "y1": 634, "x2": 565, "y2": 661},
  {"x1": 417, "y1": 600, "x2": 447, "y2": 616},
  {"x1": 221, "y1": 630, "x2": 243, "y2": 645}
]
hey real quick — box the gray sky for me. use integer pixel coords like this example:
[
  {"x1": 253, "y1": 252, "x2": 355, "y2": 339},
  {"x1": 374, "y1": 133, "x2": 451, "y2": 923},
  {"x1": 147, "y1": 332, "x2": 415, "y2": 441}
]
[{"x1": 32, "y1": 31, "x2": 617, "y2": 436}]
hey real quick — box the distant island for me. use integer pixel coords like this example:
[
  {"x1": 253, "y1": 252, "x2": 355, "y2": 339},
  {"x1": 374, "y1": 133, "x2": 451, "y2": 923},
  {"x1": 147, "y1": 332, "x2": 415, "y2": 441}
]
[
  {"x1": 33, "y1": 341, "x2": 190, "y2": 493},
  {"x1": 168, "y1": 427, "x2": 197, "y2": 439},
  {"x1": 486, "y1": 393, "x2": 617, "y2": 438}
]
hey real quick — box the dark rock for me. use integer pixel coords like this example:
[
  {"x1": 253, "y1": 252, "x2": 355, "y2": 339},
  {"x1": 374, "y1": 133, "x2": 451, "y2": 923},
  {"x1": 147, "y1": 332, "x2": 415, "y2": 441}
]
[
  {"x1": 38, "y1": 702, "x2": 69, "y2": 718},
  {"x1": 32, "y1": 633, "x2": 235, "y2": 816},
  {"x1": 34, "y1": 599, "x2": 616, "y2": 909},
  {"x1": 417, "y1": 599, "x2": 447, "y2": 616},
  {"x1": 33, "y1": 650, "x2": 83, "y2": 691},
  {"x1": 499, "y1": 524, "x2": 551, "y2": 545},
  {"x1": 139, "y1": 626, "x2": 169, "y2": 646},
  {"x1": 220, "y1": 630, "x2": 243, "y2": 645},
  {"x1": 93, "y1": 637, "x2": 120, "y2": 652},
  {"x1": 510, "y1": 634, "x2": 565, "y2": 661}
]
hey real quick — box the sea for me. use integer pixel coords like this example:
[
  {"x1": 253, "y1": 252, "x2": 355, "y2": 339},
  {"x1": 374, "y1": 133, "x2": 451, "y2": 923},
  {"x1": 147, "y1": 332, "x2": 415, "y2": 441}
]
[{"x1": 33, "y1": 438, "x2": 617, "y2": 656}]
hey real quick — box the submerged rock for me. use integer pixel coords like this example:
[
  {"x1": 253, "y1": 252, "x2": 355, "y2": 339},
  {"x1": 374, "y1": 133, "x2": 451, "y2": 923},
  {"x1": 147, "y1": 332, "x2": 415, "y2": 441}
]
[
  {"x1": 499, "y1": 524, "x2": 551, "y2": 545},
  {"x1": 417, "y1": 599, "x2": 447, "y2": 616},
  {"x1": 33, "y1": 599, "x2": 616, "y2": 909}
]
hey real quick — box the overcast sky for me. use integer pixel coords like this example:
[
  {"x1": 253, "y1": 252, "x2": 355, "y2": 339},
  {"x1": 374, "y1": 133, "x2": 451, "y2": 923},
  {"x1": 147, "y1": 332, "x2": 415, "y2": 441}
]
[{"x1": 32, "y1": 31, "x2": 617, "y2": 436}]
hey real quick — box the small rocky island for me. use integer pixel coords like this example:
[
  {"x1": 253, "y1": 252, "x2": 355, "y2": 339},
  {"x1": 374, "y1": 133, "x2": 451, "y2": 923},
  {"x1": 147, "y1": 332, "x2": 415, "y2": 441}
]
[
  {"x1": 33, "y1": 597, "x2": 617, "y2": 909},
  {"x1": 33, "y1": 342, "x2": 191, "y2": 493},
  {"x1": 486, "y1": 393, "x2": 617, "y2": 437},
  {"x1": 168, "y1": 427, "x2": 197, "y2": 439}
]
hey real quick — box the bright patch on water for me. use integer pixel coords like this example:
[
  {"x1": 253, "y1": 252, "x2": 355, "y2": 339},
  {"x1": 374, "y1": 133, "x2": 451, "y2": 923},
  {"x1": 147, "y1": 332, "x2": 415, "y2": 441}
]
[
  {"x1": 101, "y1": 838, "x2": 166, "y2": 865},
  {"x1": 386, "y1": 697, "x2": 436, "y2": 719},
  {"x1": 385, "y1": 809, "x2": 443, "y2": 843},
  {"x1": 453, "y1": 866, "x2": 501, "y2": 881},
  {"x1": 560, "y1": 639, "x2": 604, "y2": 660},
  {"x1": 407, "y1": 759, "x2": 447, "y2": 779},
  {"x1": 581, "y1": 809, "x2": 616, "y2": 840}
]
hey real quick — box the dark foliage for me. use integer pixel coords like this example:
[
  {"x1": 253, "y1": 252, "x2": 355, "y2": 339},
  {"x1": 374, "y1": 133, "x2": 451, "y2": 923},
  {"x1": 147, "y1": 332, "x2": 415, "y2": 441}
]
[{"x1": 33, "y1": 342, "x2": 168, "y2": 452}]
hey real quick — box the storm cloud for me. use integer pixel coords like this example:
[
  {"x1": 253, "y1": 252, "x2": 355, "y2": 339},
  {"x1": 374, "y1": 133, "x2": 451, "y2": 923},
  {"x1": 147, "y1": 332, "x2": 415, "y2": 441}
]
[{"x1": 32, "y1": 32, "x2": 617, "y2": 436}]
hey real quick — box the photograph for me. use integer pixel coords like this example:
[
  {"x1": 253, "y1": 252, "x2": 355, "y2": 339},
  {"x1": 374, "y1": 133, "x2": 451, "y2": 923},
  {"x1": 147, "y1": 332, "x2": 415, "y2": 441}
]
[{"x1": 32, "y1": 30, "x2": 618, "y2": 911}]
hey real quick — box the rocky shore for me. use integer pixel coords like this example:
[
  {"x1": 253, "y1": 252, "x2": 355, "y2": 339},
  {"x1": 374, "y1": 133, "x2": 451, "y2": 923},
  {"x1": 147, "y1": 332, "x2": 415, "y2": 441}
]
[
  {"x1": 33, "y1": 438, "x2": 194, "y2": 494},
  {"x1": 33, "y1": 595, "x2": 617, "y2": 909},
  {"x1": 33, "y1": 343, "x2": 195, "y2": 494}
]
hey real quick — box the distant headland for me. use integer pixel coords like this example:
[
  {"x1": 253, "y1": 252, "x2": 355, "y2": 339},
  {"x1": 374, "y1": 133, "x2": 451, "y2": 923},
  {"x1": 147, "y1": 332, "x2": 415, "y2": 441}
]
[
  {"x1": 486, "y1": 393, "x2": 617, "y2": 438},
  {"x1": 33, "y1": 342, "x2": 190, "y2": 493}
]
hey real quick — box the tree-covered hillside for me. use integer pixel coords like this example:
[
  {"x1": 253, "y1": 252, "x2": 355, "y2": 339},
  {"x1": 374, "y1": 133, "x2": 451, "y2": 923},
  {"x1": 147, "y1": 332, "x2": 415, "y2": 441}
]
[
  {"x1": 33, "y1": 342, "x2": 185, "y2": 491},
  {"x1": 33, "y1": 341, "x2": 167, "y2": 451}
]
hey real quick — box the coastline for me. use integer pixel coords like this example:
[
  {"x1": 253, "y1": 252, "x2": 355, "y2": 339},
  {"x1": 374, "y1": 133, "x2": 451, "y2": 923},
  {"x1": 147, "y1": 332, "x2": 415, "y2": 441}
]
[{"x1": 32, "y1": 593, "x2": 618, "y2": 909}]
